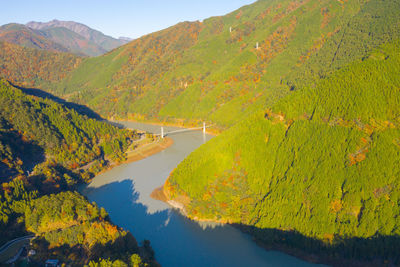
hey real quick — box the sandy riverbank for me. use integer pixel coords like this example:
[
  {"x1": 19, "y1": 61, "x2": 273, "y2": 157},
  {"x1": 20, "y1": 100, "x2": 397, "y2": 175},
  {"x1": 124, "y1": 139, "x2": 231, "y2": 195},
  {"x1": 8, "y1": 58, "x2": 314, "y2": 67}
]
[
  {"x1": 90, "y1": 137, "x2": 173, "y2": 177},
  {"x1": 125, "y1": 137, "x2": 174, "y2": 163},
  {"x1": 150, "y1": 186, "x2": 168, "y2": 202}
]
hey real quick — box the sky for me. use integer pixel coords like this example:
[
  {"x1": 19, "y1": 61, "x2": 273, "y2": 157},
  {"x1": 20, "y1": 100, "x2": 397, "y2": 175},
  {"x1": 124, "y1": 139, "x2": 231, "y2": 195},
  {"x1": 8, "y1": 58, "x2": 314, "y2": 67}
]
[{"x1": 2, "y1": 0, "x2": 256, "y2": 39}]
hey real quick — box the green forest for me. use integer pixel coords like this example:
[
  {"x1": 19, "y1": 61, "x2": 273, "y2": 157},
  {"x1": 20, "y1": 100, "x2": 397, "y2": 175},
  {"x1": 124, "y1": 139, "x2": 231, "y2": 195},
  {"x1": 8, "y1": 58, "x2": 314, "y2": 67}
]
[
  {"x1": 0, "y1": 78, "x2": 137, "y2": 179},
  {"x1": 0, "y1": 80, "x2": 157, "y2": 266},
  {"x1": 164, "y1": 4, "x2": 400, "y2": 265},
  {"x1": 1, "y1": 0, "x2": 382, "y2": 128},
  {"x1": 0, "y1": 0, "x2": 399, "y2": 265}
]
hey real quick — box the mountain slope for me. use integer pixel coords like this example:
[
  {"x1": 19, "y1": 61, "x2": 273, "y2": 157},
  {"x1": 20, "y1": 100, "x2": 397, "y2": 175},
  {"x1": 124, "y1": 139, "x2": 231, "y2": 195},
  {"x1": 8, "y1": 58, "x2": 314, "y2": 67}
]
[
  {"x1": 0, "y1": 78, "x2": 136, "y2": 178},
  {"x1": 38, "y1": 26, "x2": 107, "y2": 56},
  {"x1": 0, "y1": 41, "x2": 81, "y2": 88},
  {"x1": 27, "y1": 19, "x2": 129, "y2": 52},
  {"x1": 32, "y1": 0, "x2": 396, "y2": 130},
  {"x1": 0, "y1": 23, "x2": 69, "y2": 53},
  {"x1": 163, "y1": 35, "x2": 400, "y2": 266},
  {"x1": 1, "y1": 0, "x2": 399, "y2": 265},
  {"x1": 0, "y1": 21, "x2": 128, "y2": 56},
  {"x1": 0, "y1": 79, "x2": 159, "y2": 266}
]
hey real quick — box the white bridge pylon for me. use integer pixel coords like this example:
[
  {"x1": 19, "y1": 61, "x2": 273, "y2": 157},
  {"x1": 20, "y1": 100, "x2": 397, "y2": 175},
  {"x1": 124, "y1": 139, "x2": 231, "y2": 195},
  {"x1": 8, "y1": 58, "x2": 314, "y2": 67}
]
[{"x1": 159, "y1": 122, "x2": 208, "y2": 138}]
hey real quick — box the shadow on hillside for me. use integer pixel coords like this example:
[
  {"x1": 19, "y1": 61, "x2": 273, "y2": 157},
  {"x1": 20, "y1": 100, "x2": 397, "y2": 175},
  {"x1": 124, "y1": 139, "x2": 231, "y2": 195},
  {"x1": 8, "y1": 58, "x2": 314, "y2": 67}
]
[
  {"x1": 11, "y1": 83, "x2": 103, "y2": 120},
  {"x1": 234, "y1": 224, "x2": 400, "y2": 267},
  {"x1": 0, "y1": 129, "x2": 45, "y2": 180},
  {"x1": 84, "y1": 180, "x2": 332, "y2": 267}
]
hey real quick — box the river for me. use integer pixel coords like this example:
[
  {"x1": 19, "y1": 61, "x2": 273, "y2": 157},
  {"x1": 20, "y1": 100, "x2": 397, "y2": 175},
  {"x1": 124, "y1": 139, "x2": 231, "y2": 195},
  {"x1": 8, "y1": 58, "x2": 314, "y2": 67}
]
[{"x1": 80, "y1": 122, "x2": 326, "y2": 267}]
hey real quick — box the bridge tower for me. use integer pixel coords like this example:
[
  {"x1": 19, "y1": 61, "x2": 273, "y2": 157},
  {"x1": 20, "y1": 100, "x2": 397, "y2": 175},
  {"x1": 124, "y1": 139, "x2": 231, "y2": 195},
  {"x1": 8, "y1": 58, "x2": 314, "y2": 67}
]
[{"x1": 161, "y1": 127, "x2": 164, "y2": 138}]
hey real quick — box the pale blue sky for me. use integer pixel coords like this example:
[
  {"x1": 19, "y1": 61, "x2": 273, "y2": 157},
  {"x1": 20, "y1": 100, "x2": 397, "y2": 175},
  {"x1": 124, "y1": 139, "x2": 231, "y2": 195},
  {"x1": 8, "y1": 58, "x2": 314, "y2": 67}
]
[{"x1": 2, "y1": 0, "x2": 256, "y2": 39}]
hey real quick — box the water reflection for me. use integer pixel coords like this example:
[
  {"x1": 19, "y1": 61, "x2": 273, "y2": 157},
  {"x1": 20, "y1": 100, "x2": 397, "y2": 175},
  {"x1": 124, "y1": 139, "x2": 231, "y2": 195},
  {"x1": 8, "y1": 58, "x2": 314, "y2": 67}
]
[{"x1": 80, "y1": 122, "x2": 326, "y2": 267}]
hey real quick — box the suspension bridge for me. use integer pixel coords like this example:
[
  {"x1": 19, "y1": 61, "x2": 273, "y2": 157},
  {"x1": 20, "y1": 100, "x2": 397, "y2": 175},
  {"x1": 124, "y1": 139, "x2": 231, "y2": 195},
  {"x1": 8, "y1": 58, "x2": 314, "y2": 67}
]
[{"x1": 156, "y1": 122, "x2": 211, "y2": 138}]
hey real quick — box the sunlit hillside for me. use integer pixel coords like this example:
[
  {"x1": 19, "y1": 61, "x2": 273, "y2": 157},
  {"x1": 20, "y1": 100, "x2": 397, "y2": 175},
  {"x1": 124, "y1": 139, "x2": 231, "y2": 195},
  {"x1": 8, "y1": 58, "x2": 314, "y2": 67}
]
[
  {"x1": 164, "y1": 0, "x2": 400, "y2": 264},
  {"x1": 37, "y1": 0, "x2": 400, "y2": 128}
]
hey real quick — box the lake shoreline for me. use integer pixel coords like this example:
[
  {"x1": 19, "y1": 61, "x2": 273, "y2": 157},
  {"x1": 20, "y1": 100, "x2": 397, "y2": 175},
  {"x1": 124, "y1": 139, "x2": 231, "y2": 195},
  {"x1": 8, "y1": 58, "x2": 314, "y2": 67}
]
[
  {"x1": 151, "y1": 185, "x2": 379, "y2": 267},
  {"x1": 85, "y1": 121, "x2": 322, "y2": 267},
  {"x1": 91, "y1": 136, "x2": 174, "y2": 178}
]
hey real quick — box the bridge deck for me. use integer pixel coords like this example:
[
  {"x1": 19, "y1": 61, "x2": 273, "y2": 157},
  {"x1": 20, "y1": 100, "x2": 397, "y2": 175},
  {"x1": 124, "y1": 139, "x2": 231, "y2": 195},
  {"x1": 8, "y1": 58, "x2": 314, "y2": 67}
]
[{"x1": 155, "y1": 125, "x2": 212, "y2": 137}]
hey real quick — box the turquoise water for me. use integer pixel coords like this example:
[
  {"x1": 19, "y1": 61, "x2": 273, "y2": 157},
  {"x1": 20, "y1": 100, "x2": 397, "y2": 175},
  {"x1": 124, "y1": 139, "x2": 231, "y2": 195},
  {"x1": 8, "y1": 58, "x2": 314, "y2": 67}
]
[{"x1": 80, "y1": 122, "x2": 327, "y2": 267}]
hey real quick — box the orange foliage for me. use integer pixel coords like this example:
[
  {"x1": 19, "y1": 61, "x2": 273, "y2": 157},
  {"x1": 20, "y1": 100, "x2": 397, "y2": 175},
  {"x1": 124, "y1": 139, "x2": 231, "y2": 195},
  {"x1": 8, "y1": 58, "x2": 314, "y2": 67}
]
[
  {"x1": 320, "y1": 7, "x2": 331, "y2": 28},
  {"x1": 0, "y1": 41, "x2": 81, "y2": 88},
  {"x1": 323, "y1": 233, "x2": 335, "y2": 243},
  {"x1": 349, "y1": 136, "x2": 371, "y2": 166},
  {"x1": 256, "y1": 17, "x2": 297, "y2": 68},
  {"x1": 111, "y1": 21, "x2": 202, "y2": 100},
  {"x1": 257, "y1": 7, "x2": 272, "y2": 20},
  {"x1": 330, "y1": 199, "x2": 342, "y2": 213}
]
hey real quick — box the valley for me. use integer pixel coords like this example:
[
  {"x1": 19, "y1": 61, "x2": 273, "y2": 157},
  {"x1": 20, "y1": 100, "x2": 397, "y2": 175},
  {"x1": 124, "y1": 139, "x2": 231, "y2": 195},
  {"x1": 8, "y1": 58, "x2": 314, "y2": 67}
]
[{"x1": 1, "y1": 0, "x2": 400, "y2": 265}]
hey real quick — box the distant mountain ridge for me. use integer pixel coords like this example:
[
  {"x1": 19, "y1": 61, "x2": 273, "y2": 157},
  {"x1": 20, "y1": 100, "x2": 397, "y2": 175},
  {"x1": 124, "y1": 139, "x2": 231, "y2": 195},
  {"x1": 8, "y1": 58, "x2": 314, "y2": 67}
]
[
  {"x1": 0, "y1": 23, "x2": 69, "y2": 53},
  {"x1": 26, "y1": 19, "x2": 130, "y2": 52},
  {"x1": 0, "y1": 20, "x2": 130, "y2": 56}
]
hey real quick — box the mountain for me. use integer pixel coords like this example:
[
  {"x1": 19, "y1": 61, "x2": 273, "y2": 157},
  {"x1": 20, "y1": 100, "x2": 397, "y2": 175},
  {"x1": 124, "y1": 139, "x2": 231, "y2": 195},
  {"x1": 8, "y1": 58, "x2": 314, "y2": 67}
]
[
  {"x1": 0, "y1": 79, "x2": 158, "y2": 266},
  {"x1": 27, "y1": 19, "x2": 130, "y2": 52},
  {"x1": 0, "y1": 41, "x2": 81, "y2": 88},
  {"x1": 28, "y1": 0, "x2": 397, "y2": 130},
  {"x1": 160, "y1": 0, "x2": 400, "y2": 265},
  {"x1": 0, "y1": 23, "x2": 69, "y2": 53},
  {"x1": 165, "y1": 39, "x2": 400, "y2": 265},
  {"x1": 0, "y1": 20, "x2": 130, "y2": 56},
  {"x1": 0, "y1": 78, "x2": 136, "y2": 179},
  {"x1": 1, "y1": 0, "x2": 400, "y2": 264},
  {"x1": 38, "y1": 26, "x2": 108, "y2": 56}
]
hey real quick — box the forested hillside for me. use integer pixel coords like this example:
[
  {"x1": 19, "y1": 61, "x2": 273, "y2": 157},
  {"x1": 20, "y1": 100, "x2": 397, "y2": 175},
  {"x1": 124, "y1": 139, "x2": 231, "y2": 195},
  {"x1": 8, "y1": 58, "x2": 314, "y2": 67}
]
[
  {"x1": 0, "y1": 78, "x2": 135, "y2": 177},
  {"x1": 1, "y1": 0, "x2": 399, "y2": 265},
  {"x1": 21, "y1": 0, "x2": 391, "y2": 130},
  {"x1": 34, "y1": 26, "x2": 107, "y2": 57},
  {"x1": 0, "y1": 79, "x2": 157, "y2": 266},
  {"x1": 164, "y1": 14, "x2": 400, "y2": 267},
  {"x1": 0, "y1": 23, "x2": 69, "y2": 53},
  {"x1": 3, "y1": 0, "x2": 398, "y2": 130},
  {"x1": 27, "y1": 19, "x2": 129, "y2": 52},
  {"x1": 0, "y1": 0, "x2": 398, "y2": 128},
  {"x1": 0, "y1": 21, "x2": 129, "y2": 57},
  {"x1": 0, "y1": 41, "x2": 81, "y2": 88}
]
